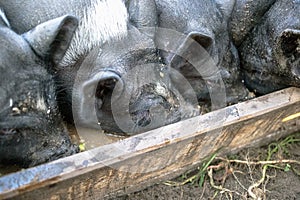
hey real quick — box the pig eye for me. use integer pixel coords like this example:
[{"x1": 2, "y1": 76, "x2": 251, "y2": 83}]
[{"x1": 252, "y1": 69, "x2": 272, "y2": 81}]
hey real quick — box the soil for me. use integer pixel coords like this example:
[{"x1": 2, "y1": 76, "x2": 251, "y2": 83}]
[{"x1": 113, "y1": 132, "x2": 300, "y2": 200}]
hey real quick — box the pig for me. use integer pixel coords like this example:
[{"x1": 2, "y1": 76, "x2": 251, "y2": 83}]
[
  {"x1": 0, "y1": 0, "x2": 199, "y2": 135},
  {"x1": 239, "y1": 0, "x2": 300, "y2": 94},
  {"x1": 0, "y1": 10, "x2": 79, "y2": 167},
  {"x1": 150, "y1": 0, "x2": 251, "y2": 105},
  {"x1": 229, "y1": 0, "x2": 277, "y2": 46}
]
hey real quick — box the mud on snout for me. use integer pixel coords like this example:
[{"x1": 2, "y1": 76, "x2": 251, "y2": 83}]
[{"x1": 74, "y1": 62, "x2": 200, "y2": 135}]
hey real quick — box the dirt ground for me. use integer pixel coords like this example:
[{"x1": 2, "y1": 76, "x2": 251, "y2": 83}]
[{"x1": 113, "y1": 132, "x2": 300, "y2": 200}]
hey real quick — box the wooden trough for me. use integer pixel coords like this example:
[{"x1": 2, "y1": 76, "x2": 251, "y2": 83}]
[{"x1": 0, "y1": 87, "x2": 300, "y2": 200}]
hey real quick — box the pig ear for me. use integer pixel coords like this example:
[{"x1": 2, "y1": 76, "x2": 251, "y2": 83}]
[
  {"x1": 189, "y1": 32, "x2": 213, "y2": 50},
  {"x1": 170, "y1": 32, "x2": 213, "y2": 70},
  {"x1": 277, "y1": 28, "x2": 300, "y2": 57},
  {"x1": 23, "y1": 15, "x2": 78, "y2": 65},
  {"x1": 0, "y1": 9, "x2": 10, "y2": 28},
  {"x1": 215, "y1": 0, "x2": 235, "y2": 19},
  {"x1": 77, "y1": 71, "x2": 124, "y2": 126},
  {"x1": 127, "y1": 0, "x2": 157, "y2": 39}
]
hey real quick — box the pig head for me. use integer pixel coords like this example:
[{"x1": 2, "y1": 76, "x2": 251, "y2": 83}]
[
  {"x1": 1, "y1": 0, "x2": 199, "y2": 135},
  {"x1": 0, "y1": 11, "x2": 78, "y2": 167},
  {"x1": 63, "y1": 24, "x2": 198, "y2": 134},
  {"x1": 153, "y1": 0, "x2": 250, "y2": 105},
  {"x1": 240, "y1": 0, "x2": 300, "y2": 94}
]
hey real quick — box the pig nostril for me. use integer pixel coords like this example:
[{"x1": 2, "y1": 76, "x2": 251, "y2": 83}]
[{"x1": 133, "y1": 110, "x2": 151, "y2": 127}]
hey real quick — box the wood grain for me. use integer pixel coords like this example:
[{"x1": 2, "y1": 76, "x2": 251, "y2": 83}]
[{"x1": 0, "y1": 87, "x2": 300, "y2": 200}]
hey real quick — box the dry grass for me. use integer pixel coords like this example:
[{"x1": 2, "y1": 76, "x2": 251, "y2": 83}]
[{"x1": 163, "y1": 132, "x2": 300, "y2": 200}]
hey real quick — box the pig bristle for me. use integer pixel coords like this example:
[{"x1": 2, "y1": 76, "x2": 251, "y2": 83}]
[
  {"x1": 36, "y1": 94, "x2": 47, "y2": 112},
  {"x1": 60, "y1": 0, "x2": 128, "y2": 67},
  {"x1": 0, "y1": 9, "x2": 11, "y2": 27}
]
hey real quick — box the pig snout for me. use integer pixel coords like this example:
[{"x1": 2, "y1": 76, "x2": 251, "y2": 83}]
[
  {"x1": 128, "y1": 83, "x2": 182, "y2": 129},
  {"x1": 0, "y1": 11, "x2": 79, "y2": 167},
  {"x1": 239, "y1": 0, "x2": 300, "y2": 94},
  {"x1": 74, "y1": 71, "x2": 176, "y2": 134},
  {"x1": 73, "y1": 66, "x2": 198, "y2": 135}
]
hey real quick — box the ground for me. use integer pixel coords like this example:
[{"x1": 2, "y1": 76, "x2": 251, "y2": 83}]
[{"x1": 113, "y1": 132, "x2": 300, "y2": 200}]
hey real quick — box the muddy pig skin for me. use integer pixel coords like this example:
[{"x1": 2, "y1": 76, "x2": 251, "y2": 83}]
[
  {"x1": 0, "y1": 10, "x2": 79, "y2": 167},
  {"x1": 152, "y1": 0, "x2": 250, "y2": 104},
  {"x1": 129, "y1": 0, "x2": 280, "y2": 104},
  {"x1": 240, "y1": 0, "x2": 300, "y2": 95},
  {"x1": 229, "y1": 0, "x2": 277, "y2": 46},
  {"x1": 0, "y1": 0, "x2": 199, "y2": 134}
]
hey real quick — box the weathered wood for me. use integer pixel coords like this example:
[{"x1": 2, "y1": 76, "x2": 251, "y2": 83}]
[{"x1": 0, "y1": 87, "x2": 300, "y2": 200}]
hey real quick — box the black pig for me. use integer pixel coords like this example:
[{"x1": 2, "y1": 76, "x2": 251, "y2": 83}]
[
  {"x1": 240, "y1": 0, "x2": 300, "y2": 94},
  {"x1": 151, "y1": 0, "x2": 250, "y2": 104},
  {"x1": 0, "y1": 11, "x2": 78, "y2": 167},
  {"x1": 0, "y1": 0, "x2": 199, "y2": 135},
  {"x1": 229, "y1": 0, "x2": 277, "y2": 46}
]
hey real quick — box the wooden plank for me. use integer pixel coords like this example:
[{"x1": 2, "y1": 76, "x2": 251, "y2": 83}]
[{"x1": 0, "y1": 87, "x2": 300, "y2": 200}]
